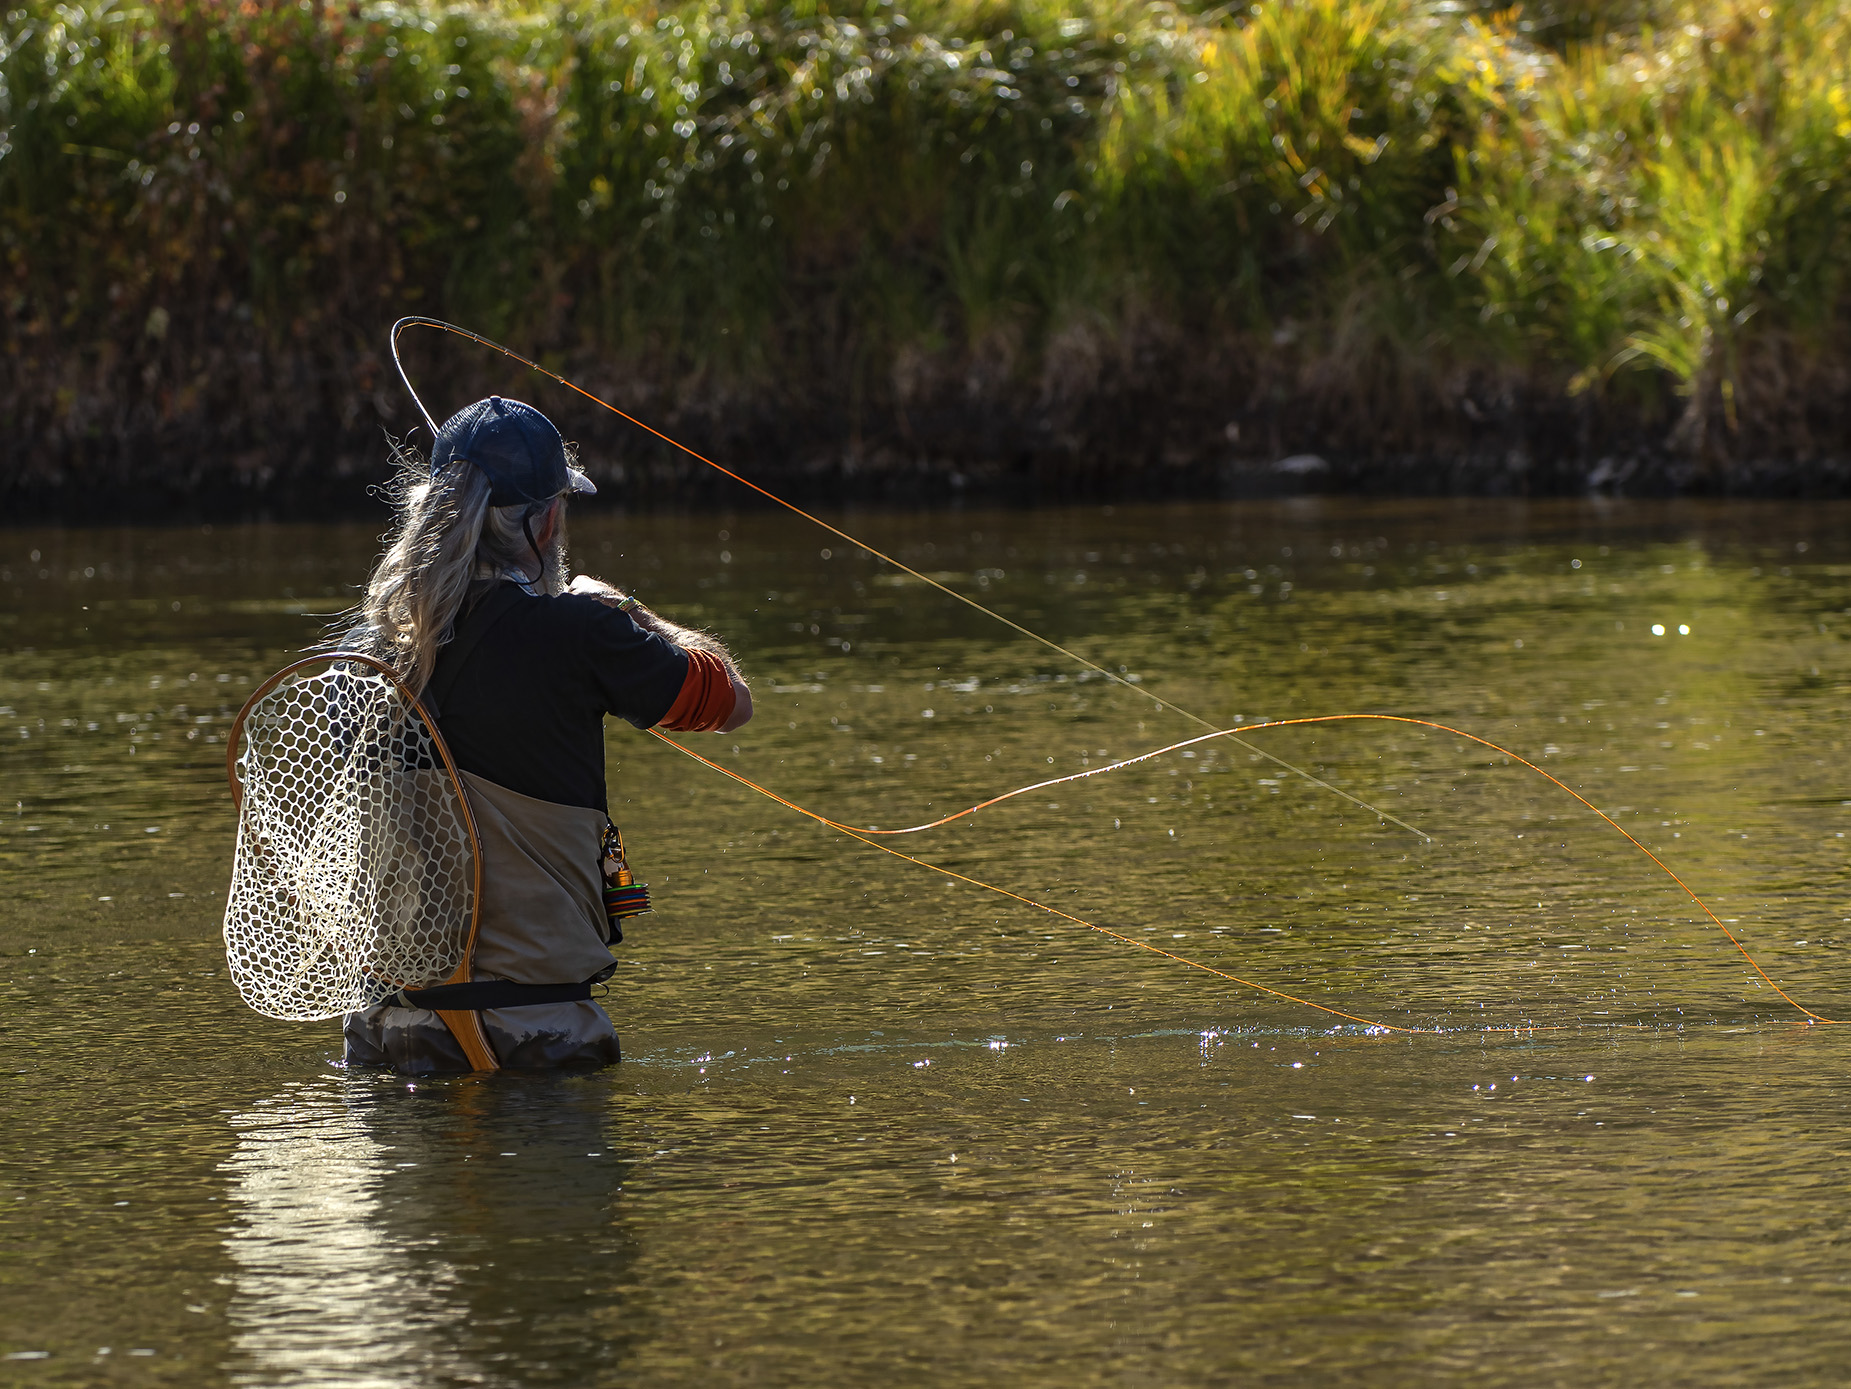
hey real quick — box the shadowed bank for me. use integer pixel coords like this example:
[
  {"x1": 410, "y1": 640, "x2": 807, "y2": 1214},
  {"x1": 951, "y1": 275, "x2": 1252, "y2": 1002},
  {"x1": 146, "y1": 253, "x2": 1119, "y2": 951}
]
[{"x1": 9, "y1": 0, "x2": 1851, "y2": 511}]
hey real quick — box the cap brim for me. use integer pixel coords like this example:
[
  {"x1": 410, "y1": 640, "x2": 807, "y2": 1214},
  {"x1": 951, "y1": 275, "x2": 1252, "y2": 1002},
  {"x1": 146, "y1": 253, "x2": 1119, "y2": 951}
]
[{"x1": 566, "y1": 466, "x2": 597, "y2": 496}]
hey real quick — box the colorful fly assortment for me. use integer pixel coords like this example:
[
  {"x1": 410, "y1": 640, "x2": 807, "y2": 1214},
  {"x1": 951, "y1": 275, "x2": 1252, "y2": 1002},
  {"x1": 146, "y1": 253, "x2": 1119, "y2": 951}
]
[{"x1": 600, "y1": 821, "x2": 651, "y2": 944}]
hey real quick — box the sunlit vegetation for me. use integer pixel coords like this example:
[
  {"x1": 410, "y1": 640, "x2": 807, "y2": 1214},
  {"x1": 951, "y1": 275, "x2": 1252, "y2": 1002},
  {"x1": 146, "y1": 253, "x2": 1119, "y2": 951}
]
[{"x1": 5, "y1": 0, "x2": 1851, "y2": 499}]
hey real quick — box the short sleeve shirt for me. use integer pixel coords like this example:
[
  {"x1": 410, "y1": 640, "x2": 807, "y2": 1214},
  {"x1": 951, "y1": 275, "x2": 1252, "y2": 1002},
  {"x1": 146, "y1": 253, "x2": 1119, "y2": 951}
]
[{"x1": 430, "y1": 582, "x2": 689, "y2": 811}]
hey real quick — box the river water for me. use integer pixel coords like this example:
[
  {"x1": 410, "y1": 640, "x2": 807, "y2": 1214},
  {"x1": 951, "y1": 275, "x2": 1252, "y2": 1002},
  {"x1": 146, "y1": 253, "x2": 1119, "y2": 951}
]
[{"x1": 1, "y1": 498, "x2": 1848, "y2": 1385}]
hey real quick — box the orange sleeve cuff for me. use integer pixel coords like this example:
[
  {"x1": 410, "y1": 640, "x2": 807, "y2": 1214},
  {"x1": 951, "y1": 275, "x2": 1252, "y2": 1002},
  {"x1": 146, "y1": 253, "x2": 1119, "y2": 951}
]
[{"x1": 658, "y1": 648, "x2": 737, "y2": 732}]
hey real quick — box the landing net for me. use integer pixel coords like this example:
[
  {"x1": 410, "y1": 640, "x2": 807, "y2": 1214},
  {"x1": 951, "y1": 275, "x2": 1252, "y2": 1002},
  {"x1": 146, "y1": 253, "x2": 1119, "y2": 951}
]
[{"x1": 223, "y1": 655, "x2": 478, "y2": 1021}]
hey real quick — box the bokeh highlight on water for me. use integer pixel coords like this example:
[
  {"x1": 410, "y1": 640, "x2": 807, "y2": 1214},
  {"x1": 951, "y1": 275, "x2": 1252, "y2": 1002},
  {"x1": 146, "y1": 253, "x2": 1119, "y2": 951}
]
[{"x1": 2, "y1": 498, "x2": 1848, "y2": 1384}]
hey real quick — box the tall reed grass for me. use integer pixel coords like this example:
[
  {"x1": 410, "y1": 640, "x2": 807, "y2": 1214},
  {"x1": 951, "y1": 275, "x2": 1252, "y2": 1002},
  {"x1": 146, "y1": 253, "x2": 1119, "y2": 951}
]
[{"x1": 5, "y1": 0, "x2": 1851, "y2": 499}]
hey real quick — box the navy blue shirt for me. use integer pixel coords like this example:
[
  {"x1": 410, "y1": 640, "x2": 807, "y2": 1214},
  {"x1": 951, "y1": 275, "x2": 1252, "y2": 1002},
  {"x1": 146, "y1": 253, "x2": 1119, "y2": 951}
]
[{"x1": 430, "y1": 582, "x2": 689, "y2": 811}]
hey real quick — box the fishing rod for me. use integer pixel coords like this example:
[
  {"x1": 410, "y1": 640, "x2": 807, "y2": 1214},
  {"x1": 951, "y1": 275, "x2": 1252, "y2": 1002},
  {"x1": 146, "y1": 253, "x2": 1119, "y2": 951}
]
[{"x1": 389, "y1": 317, "x2": 1843, "y2": 1031}]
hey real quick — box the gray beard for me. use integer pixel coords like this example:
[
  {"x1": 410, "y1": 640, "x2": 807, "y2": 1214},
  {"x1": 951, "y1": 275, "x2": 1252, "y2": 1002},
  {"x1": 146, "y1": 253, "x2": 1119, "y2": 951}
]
[{"x1": 537, "y1": 513, "x2": 569, "y2": 595}]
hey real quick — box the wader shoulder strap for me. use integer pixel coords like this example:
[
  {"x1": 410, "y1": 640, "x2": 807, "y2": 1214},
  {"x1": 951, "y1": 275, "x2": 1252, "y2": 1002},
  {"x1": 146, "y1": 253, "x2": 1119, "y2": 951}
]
[
  {"x1": 422, "y1": 582, "x2": 528, "y2": 719},
  {"x1": 416, "y1": 580, "x2": 532, "y2": 1070}
]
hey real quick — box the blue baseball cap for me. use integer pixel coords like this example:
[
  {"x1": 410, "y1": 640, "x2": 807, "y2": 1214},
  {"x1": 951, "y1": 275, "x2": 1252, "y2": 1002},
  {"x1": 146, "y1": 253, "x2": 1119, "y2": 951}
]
[{"x1": 430, "y1": 396, "x2": 596, "y2": 506}]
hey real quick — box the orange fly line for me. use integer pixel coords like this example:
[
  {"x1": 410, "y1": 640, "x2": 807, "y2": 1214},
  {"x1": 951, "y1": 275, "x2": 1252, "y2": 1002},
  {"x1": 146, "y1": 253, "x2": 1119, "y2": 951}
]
[{"x1": 390, "y1": 317, "x2": 1842, "y2": 1033}]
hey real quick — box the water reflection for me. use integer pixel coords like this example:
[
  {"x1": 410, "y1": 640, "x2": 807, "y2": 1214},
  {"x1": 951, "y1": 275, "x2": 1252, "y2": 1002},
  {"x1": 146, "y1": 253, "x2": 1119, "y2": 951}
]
[
  {"x1": 4, "y1": 499, "x2": 1849, "y2": 1382},
  {"x1": 224, "y1": 1085, "x2": 451, "y2": 1386},
  {"x1": 222, "y1": 1074, "x2": 635, "y2": 1386}
]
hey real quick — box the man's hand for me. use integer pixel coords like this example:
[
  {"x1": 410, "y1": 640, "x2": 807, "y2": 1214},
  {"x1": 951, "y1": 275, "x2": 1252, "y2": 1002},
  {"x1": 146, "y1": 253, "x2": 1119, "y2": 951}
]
[
  {"x1": 720, "y1": 671, "x2": 753, "y2": 732},
  {"x1": 568, "y1": 574, "x2": 625, "y2": 605}
]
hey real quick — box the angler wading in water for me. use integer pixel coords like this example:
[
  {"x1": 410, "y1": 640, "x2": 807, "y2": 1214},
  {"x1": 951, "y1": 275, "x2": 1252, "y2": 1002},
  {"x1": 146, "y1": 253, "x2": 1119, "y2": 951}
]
[
  {"x1": 336, "y1": 395, "x2": 751, "y2": 1072},
  {"x1": 221, "y1": 322, "x2": 1848, "y2": 1048}
]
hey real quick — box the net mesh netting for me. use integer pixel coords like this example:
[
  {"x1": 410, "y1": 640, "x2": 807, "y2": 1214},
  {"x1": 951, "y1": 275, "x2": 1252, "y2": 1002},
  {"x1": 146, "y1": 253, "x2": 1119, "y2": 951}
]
[{"x1": 224, "y1": 660, "x2": 475, "y2": 1020}]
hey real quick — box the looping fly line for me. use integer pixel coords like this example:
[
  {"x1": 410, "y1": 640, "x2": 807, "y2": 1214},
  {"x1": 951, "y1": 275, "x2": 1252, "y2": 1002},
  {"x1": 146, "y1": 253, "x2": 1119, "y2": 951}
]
[
  {"x1": 390, "y1": 317, "x2": 1424, "y2": 841},
  {"x1": 391, "y1": 317, "x2": 1842, "y2": 1033}
]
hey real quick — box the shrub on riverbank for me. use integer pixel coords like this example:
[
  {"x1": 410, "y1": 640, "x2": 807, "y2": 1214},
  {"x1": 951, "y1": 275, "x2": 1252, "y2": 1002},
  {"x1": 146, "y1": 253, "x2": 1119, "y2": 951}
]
[{"x1": 5, "y1": 0, "x2": 1851, "y2": 506}]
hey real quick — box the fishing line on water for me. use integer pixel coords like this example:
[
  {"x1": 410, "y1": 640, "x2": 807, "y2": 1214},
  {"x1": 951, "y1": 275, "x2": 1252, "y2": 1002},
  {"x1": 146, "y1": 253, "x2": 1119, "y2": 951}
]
[
  {"x1": 389, "y1": 317, "x2": 1842, "y2": 1033},
  {"x1": 649, "y1": 717, "x2": 1845, "y2": 1031}
]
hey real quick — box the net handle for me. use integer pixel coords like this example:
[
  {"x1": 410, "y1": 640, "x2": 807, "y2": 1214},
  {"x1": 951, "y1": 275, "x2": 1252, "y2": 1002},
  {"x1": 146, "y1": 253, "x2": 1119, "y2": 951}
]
[{"x1": 226, "y1": 652, "x2": 497, "y2": 1069}]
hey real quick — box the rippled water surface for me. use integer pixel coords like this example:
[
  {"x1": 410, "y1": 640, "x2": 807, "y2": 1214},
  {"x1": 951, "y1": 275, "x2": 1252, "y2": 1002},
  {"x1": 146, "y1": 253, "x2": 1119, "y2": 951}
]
[{"x1": 3, "y1": 498, "x2": 1849, "y2": 1385}]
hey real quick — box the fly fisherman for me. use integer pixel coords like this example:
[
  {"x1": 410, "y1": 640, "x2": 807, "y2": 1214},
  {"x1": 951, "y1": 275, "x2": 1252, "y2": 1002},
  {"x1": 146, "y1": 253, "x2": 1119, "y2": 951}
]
[{"x1": 339, "y1": 396, "x2": 751, "y2": 1071}]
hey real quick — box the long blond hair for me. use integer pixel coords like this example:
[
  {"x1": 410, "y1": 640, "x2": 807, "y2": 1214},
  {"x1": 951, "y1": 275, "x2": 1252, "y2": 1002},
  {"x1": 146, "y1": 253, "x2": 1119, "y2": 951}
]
[{"x1": 336, "y1": 440, "x2": 569, "y2": 693}]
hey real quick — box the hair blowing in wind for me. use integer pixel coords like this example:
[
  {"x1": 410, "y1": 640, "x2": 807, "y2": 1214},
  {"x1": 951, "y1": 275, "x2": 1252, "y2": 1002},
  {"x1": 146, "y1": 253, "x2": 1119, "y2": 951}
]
[{"x1": 337, "y1": 441, "x2": 570, "y2": 693}]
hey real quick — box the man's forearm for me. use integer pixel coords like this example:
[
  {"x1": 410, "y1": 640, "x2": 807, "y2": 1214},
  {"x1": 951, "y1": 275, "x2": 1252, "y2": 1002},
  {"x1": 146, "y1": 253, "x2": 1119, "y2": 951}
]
[
  {"x1": 568, "y1": 575, "x2": 737, "y2": 669},
  {"x1": 630, "y1": 604, "x2": 731, "y2": 663},
  {"x1": 568, "y1": 573, "x2": 753, "y2": 731},
  {"x1": 633, "y1": 602, "x2": 752, "y2": 729},
  {"x1": 633, "y1": 607, "x2": 718, "y2": 655}
]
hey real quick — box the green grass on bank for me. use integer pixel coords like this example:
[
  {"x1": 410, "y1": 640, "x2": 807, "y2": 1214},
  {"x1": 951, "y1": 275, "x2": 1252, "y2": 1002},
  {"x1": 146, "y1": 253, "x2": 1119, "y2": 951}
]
[{"x1": 6, "y1": 0, "x2": 1851, "y2": 488}]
